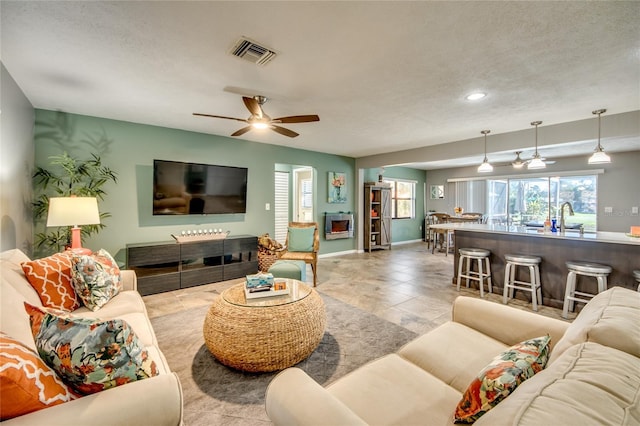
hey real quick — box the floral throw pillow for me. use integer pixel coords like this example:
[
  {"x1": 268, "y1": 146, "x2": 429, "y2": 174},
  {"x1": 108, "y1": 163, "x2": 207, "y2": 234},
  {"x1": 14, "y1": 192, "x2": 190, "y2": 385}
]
[
  {"x1": 453, "y1": 335, "x2": 551, "y2": 424},
  {"x1": 0, "y1": 332, "x2": 75, "y2": 420},
  {"x1": 21, "y1": 252, "x2": 81, "y2": 311},
  {"x1": 71, "y1": 249, "x2": 121, "y2": 311},
  {"x1": 24, "y1": 303, "x2": 158, "y2": 396}
]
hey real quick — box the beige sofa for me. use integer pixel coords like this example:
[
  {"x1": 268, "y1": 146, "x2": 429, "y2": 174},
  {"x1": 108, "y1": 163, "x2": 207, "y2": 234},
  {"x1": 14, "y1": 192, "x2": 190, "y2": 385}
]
[
  {"x1": 0, "y1": 249, "x2": 183, "y2": 425},
  {"x1": 266, "y1": 286, "x2": 640, "y2": 425}
]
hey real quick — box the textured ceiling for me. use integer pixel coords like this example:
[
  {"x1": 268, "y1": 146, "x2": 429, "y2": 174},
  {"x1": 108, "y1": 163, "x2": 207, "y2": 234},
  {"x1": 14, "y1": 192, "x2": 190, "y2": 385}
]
[{"x1": 1, "y1": 1, "x2": 639, "y2": 169}]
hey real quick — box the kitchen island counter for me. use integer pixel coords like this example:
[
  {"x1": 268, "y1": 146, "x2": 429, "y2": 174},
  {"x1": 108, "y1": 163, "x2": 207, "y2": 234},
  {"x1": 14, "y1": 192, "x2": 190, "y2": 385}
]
[{"x1": 429, "y1": 223, "x2": 640, "y2": 309}]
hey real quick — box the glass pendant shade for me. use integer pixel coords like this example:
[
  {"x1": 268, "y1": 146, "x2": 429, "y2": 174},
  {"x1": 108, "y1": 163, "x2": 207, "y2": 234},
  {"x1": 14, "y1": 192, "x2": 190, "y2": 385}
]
[
  {"x1": 588, "y1": 148, "x2": 611, "y2": 164},
  {"x1": 477, "y1": 129, "x2": 492, "y2": 173},
  {"x1": 527, "y1": 155, "x2": 546, "y2": 170},
  {"x1": 588, "y1": 109, "x2": 610, "y2": 164},
  {"x1": 478, "y1": 158, "x2": 493, "y2": 173}
]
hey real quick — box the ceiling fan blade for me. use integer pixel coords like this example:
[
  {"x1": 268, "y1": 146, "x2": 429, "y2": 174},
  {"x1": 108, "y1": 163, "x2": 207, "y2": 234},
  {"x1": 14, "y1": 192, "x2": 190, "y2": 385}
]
[
  {"x1": 273, "y1": 115, "x2": 320, "y2": 124},
  {"x1": 193, "y1": 113, "x2": 248, "y2": 123},
  {"x1": 271, "y1": 125, "x2": 299, "y2": 138},
  {"x1": 242, "y1": 97, "x2": 263, "y2": 119},
  {"x1": 231, "y1": 126, "x2": 252, "y2": 137}
]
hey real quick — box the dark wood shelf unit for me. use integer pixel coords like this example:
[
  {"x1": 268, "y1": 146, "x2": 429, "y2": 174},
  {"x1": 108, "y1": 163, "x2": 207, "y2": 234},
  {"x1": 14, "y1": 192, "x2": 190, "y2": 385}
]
[{"x1": 126, "y1": 235, "x2": 258, "y2": 295}]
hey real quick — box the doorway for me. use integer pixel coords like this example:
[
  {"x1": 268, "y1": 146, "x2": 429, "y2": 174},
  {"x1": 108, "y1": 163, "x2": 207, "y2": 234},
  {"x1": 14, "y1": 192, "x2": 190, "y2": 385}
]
[{"x1": 274, "y1": 165, "x2": 315, "y2": 244}]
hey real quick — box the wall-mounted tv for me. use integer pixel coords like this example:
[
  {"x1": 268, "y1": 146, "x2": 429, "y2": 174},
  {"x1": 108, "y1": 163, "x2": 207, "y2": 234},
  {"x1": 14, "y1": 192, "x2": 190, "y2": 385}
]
[{"x1": 153, "y1": 159, "x2": 248, "y2": 215}]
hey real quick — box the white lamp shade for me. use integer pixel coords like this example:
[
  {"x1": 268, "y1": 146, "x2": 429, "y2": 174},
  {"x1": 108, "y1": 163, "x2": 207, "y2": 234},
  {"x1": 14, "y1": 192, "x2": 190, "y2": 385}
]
[
  {"x1": 527, "y1": 156, "x2": 546, "y2": 170},
  {"x1": 477, "y1": 160, "x2": 493, "y2": 173},
  {"x1": 588, "y1": 149, "x2": 611, "y2": 164},
  {"x1": 47, "y1": 197, "x2": 100, "y2": 227}
]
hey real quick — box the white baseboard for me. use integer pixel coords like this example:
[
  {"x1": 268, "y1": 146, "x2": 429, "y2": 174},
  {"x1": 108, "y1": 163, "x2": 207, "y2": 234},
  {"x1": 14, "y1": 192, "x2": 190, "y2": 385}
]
[
  {"x1": 391, "y1": 239, "x2": 423, "y2": 246},
  {"x1": 318, "y1": 249, "x2": 358, "y2": 258}
]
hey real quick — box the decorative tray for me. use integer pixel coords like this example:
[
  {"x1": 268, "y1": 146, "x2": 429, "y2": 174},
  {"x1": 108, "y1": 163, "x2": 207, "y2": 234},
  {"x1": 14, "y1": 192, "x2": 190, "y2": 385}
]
[
  {"x1": 244, "y1": 286, "x2": 290, "y2": 300},
  {"x1": 171, "y1": 231, "x2": 229, "y2": 243}
]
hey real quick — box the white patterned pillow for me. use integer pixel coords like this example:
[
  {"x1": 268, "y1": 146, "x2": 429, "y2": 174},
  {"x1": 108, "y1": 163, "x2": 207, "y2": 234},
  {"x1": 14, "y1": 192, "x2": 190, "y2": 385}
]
[{"x1": 71, "y1": 249, "x2": 121, "y2": 311}]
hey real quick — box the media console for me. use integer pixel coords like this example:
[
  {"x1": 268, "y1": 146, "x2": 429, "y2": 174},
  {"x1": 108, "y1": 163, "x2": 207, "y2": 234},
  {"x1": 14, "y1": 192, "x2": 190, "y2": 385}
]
[{"x1": 126, "y1": 235, "x2": 258, "y2": 296}]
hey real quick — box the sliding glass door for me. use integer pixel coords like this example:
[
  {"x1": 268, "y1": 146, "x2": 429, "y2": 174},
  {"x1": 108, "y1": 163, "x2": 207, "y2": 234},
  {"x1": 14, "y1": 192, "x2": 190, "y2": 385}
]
[{"x1": 486, "y1": 175, "x2": 597, "y2": 231}]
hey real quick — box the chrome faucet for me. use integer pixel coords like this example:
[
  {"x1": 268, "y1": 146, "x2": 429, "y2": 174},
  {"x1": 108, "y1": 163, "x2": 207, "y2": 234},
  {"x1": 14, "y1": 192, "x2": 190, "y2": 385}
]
[{"x1": 560, "y1": 202, "x2": 574, "y2": 233}]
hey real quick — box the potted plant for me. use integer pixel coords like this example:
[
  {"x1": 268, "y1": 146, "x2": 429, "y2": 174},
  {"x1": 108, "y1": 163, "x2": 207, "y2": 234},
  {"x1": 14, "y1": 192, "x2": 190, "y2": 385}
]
[{"x1": 32, "y1": 152, "x2": 117, "y2": 256}]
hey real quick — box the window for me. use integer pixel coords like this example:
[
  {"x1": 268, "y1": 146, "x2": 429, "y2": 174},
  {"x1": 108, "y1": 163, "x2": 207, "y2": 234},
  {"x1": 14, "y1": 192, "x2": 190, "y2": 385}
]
[
  {"x1": 486, "y1": 174, "x2": 597, "y2": 231},
  {"x1": 384, "y1": 179, "x2": 416, "y2": 219}
]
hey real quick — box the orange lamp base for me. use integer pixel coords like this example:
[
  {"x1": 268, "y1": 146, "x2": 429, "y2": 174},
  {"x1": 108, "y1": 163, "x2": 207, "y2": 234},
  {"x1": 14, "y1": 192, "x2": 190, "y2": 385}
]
[{"x1": 69, "y1": 226, "x2": 92, "y2": 255}]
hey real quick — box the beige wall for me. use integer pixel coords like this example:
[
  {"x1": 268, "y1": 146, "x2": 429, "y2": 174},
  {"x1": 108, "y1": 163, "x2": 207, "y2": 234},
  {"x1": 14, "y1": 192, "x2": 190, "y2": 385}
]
[
  {"x1": 425, "y1": 150, "x2": 640, "y2": 233},
  {"x1": 0, "y1": 63, "x2": 35, "y2": 254}
]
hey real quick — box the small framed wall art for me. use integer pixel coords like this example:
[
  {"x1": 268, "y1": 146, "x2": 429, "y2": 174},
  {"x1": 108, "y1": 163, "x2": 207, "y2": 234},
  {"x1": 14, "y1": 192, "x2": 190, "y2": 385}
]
[
  {"x1": 430, "y1": 184, "x2": 445, "y2": 199},
  {"x1": 328, "y1": 171, "x2": 347, "y2": 203}
]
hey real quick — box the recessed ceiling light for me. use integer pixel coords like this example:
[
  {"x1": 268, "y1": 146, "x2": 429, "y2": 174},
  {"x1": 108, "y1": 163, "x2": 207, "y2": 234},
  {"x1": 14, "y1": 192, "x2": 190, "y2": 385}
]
[{"x1": 466, "y1": 92, "x2": 486, "y2": 101}]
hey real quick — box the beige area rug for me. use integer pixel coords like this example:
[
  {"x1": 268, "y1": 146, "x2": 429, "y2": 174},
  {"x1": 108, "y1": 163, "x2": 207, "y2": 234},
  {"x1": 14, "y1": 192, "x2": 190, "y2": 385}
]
[{"x1": 151, "y1": 294, "x2": 418, "y2": 425}]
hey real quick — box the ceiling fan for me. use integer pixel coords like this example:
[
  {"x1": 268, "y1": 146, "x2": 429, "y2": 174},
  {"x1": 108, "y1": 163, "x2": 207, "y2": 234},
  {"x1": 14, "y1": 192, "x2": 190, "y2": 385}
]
[
  {"x1": 509, "y1": 151, "x2": 555, "y2": 169},
  {"x1": 193, "y1": 96, "x2": 319, "y2": 138}
]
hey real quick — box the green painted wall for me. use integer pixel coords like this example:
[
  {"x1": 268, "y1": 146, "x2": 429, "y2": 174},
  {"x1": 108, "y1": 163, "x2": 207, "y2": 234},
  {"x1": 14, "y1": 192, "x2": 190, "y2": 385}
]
[
  {"x1": 34, "y1": 110, "x2": 356, "y2": 256},
  {"x1": 363, "y1": 166, "x2": 427, "y2": 242}
]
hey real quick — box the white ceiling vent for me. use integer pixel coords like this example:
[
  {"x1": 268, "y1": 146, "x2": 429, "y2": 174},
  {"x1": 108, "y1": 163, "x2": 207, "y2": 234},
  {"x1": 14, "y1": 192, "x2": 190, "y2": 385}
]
[{"x1": 229, "y1": 37, "x2": 277, "y2": 66}]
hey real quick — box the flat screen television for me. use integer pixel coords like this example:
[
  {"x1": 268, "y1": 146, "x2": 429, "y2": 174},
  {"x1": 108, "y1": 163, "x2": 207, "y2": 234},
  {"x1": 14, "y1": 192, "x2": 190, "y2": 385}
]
[{"x1": 153, "y1": 159, "x2": 248, "y2": 215}]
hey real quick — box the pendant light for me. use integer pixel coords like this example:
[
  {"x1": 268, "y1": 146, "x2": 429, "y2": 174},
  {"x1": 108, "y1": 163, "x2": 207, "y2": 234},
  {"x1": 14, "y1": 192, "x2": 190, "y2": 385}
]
[
  {"x1": 527, "y1": 121, "x2": 546, "y2": 170},
  {"x1": 588, "y1": 109, "x2": 610, "y2": 164},
  {"x1": 477, "y1": 130, "x2": 493, "y2": 173}
]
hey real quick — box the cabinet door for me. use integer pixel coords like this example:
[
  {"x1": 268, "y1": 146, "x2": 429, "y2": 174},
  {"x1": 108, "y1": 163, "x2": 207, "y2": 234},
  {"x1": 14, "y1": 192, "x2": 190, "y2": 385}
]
[{"x1": 380, "y1": 188, "x2": 392, "y2": 246}]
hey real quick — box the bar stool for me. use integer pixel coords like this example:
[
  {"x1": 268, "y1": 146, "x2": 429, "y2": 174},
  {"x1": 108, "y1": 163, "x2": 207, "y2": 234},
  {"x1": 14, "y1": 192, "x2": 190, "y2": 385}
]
[
  {"x1": 502, "y1": 254, "x2": 543, "y2": 311},
  {"x1": 562, "y1": 261, "x2": 612, "y2": 319},
  {"x1": 634, "y1": 270, "x2": 640, "y2": 292},
  {"x1": 457, "y1": 248, "x2": 492, "y2": 297}
]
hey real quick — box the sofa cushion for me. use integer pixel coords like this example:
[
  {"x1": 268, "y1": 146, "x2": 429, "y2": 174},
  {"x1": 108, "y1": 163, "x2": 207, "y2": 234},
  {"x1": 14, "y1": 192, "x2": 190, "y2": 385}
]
[
  {"x1": 1, "y1": 250, "x2": 43, "y2": 307},
  {"x1": 453, "y1": 335, "x2": 551, "y2": 423},
  {"x1": 475, "y1": 342, "x2": 640, "y2": 426},
  {"x1": 549, "y1": 286, "x2": 640, "y2": 364},
  {"x1": 398, "y1": 321, "x2": 509, "y2": 393},
  {"x1": 1, "y1": 280, "x2": 38, "y2": 352},
  {"x1": 21, "y1": 253, "x2": 81, "y2": 311},
  {"x1": 0, "y1": 332, "x2": 75, "y2": 420},
  {"x1": 327, "y1": 354, "x2": 462, "y2": 425},
  {"x1": 25, "y1": 303, "x2": 159, "y2": 395},
  {"x1": 70, "y1": 249, "x2": 122, "y2": 311}
]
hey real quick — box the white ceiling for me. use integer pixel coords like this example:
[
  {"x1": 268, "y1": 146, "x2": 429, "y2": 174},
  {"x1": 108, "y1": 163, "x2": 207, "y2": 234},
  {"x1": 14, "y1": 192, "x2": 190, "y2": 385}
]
[{"x1": 2, "y1": 1, "x2": 639, "y2": 169}]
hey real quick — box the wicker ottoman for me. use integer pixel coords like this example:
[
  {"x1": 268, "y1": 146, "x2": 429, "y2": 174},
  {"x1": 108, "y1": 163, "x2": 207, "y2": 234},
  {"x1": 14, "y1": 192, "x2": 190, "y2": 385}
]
[
  {"x1": 268, "y1": 260, "x2": 307, "y2": 281},
  {"x1": 202, "y1": 280, "x2": 325, "y2": 372}
]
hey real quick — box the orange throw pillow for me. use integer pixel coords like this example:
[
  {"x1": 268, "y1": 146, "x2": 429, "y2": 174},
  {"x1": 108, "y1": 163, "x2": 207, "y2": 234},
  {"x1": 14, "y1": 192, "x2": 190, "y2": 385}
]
[
  {"x1": 0, "y1": 332, "x2": 75, "y2": 420},
  {"x1": 21, "y1": 253, "x2": 80, "y2": 311}
]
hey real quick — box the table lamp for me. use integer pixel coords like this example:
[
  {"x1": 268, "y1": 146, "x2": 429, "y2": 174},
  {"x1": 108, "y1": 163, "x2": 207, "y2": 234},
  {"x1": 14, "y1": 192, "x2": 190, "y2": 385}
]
[{"x1": 46, "y1": 196, "x2": 100, "y2": 253}]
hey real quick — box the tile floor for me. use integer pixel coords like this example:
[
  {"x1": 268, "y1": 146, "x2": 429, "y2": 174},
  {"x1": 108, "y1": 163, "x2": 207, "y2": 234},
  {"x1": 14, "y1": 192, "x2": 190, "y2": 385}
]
[{"x1": 143, "y1": 241, "x2": 568, "y2": 333}]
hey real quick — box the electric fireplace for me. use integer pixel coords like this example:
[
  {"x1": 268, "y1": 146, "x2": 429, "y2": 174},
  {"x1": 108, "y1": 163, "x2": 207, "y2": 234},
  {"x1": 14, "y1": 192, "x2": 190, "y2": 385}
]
[{"x1": 324, "y1": 212, "x2": 354, "y2": 240}]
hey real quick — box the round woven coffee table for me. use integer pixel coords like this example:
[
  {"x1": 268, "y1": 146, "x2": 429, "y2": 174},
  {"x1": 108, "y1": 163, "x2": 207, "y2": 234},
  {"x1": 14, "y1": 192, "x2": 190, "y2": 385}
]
[{"x1": 203, "y1": 279, "x2": 326, "y2": 372}]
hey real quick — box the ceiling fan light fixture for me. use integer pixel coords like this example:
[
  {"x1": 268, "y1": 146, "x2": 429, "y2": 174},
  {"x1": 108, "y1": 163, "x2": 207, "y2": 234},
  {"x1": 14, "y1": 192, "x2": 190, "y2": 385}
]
[
  {"x1": 588, "y1": 109, "x2": 610, "y2": 164},
  {"x1": 251, "y1": 121, "x2": 269, "y2": 130},
  {"x1": 511, "y1": 151, "x2": 525, "y2": 169},
  {"x1": 477, "y1": 130, "x2": 493, "y2": 173}
]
